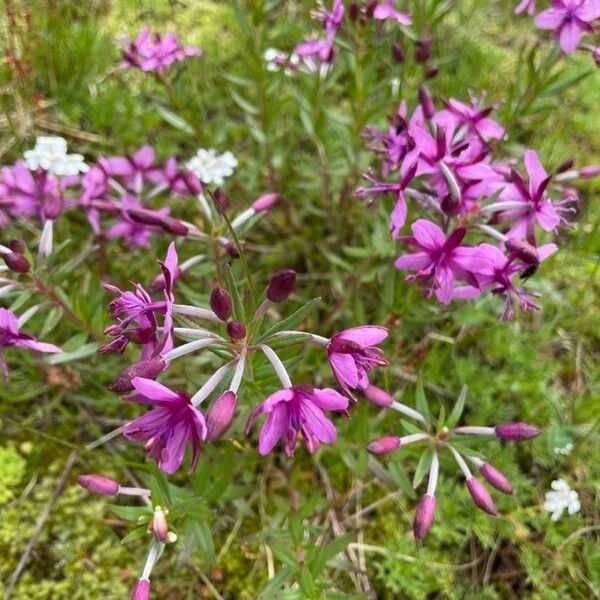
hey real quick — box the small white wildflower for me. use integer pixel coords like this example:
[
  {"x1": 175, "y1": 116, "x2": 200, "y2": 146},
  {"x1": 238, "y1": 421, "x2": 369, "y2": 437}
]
[
  {"x1": 543, "y1": 479, "x2": 580, "y2": 521},
  {"x1": 24, "y1": 136, "x2": 88, "y2": 176},
  {"x1": 553, "y1": 443, "x2": 574, "y2": 456},
  {"x1": 264, "y1": 47, "x2": 284, "y2": 71},
  {"x1": 186, "y1": 148, "x2": 238, "y2": 186}
]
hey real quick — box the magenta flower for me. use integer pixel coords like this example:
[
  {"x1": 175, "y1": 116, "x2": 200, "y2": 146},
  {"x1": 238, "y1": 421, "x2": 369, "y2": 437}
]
[
  {"x1": 246, "y1": 385, "x2": 348, "y2": 456},
  {"x1": 499, "y1": 150, "x2": 574, "y2": 241},
  {"x1": 442, "y1": 97, "x2": 505, "y2": 141},
  {"x1": 535, "y1": 0, "x2": 600, "y2": 54},
  {"x1": 0, "y1": 308, "x2": 61, "y2": 378},
  {"x1": 372, "y1": 1, "x2": 412, "y2": 25},
  {"x1": 327, "y1": 326, "x2": 389, "y2": 398},
  {"x1": 100, "y1": 145, "x2": 163, "y2": 193},
  {"x1": 515, "y1": 0, "x2": 536, "y2": 14},
  {"x1": 124, "y1": 377, "x2": 207, "y2": 474},
  {"x1": 394, "y1": 219, "x2": 488, "y2": 304}
]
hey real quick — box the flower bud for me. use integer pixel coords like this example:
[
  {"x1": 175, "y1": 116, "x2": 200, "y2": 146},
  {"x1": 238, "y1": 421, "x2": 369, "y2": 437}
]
[
  {"x1": 441, "y1": 193, "x2": 461, "y2": 217},
  {"x1": 161, "y1": 217, "x2": 188, "y2": 236},
  {"x1": 480, "y1": 463, "x2": 513, "y2": 495},
  {"x1": 8, "y1": 239, "x2": 25, "y2": 253},
  {"x1": 349, "y1": 2, "x2": 359, "y2": 20},
  {"x1": 206, "y1": 391, "x2": 238, "y2": 441},
  {"x1": 213, "y1": 188, "x2": 229, "y2": 213},
  {"x1": 131, "y1": 579, "x2": 150, "y2": 600},
  {"x1": 77, "y1": 474, "x2": 119, "y2": 496},
  {"x1": 466, "y1": 478, "x2": 497, "y2": 515},
  {"x1": 415, "y1": 35, "x2": 431, "y2": 63},
  {"x1": 266, "y1": 269, "x2": 296, "y2": 303},
  {"x1": 225, "y1": 241, "x2": 240, "y2": 258},
  {"x1": 555, "y1": 159, "x2": 574, "y2": 174},
  {"x1": 579, "y1": 165, "x2": 600, "y2": 178},
  {"x1": 413, "y1": 494, "x2": 436, "y2": 541},
  {"x1": 363, "y1": 384, "x2": 393, "y2": 408},
  {"x1": 3, "y1": 252, "x2": 30, "y2": 273},
  {"x1": 42, "y1": 191, "x2": 63, "y2": 220},
  {"x1": 210, "y1": 286, "x2": 233, "y2": 321},
  {"x1": 109, "y1": 357, "x2": 166, "y2": 393},
  {"x1": 418, "y1": 85, "x2": 435, "y2": 120},
  {"x1": 181, "y1": 170, "x2": 203, "y2": 195},
  {"x1": 149, "y1": 506, "x2": 169, "y2": 542},
  {"x1": 367, "y1": 436, "x2": 401, "y2": 455},
  {"x1": 425, "y1": 65, "x2": 440, "y2": 79},
  {"x1": 252, "y1": 192, "x2": 279, "y2": 213},
  {"x1": 365, "y1": 0, "x2": 377, "y2": 18},
  {"x1": 494, "y1": 422, "x2": 540, "y2": 441},
  {"x1": 505, "y1": 238, "x2": 539, "y2": 265},
  {"x1": 391, "y1": 42, "x2": 405, "y2": 63},
  {"x1": 226, "y1": 319, "x2": 246, "y2": 341}
]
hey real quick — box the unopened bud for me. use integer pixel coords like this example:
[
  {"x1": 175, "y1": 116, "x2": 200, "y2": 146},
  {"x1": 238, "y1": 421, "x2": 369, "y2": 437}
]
[
  {"x1": 579, "y1": 165, "x2": 600, "y2": 178},
  {"x1": 109, "y1": 357, "x2": 166, "y2": 393},
  {"x1": 505, "y1": 238, "x2": 539, "y2": 265},
  {"x1": 251, "y1": 192, "x2": 279, "y2": 213},
  {"x1": 161, "y1": 217, "x2": 188, "y2": 236},
  {"x1": 391, "y1": 42, "x2": 405, "y2": 63},
  {"x1": 556, "y1": 159, "x2": 574, "y2": 174},
  {"x1": 214, "y1": 188, "x2": 229, "y2": 213},
  {"x1": 3, "y1": 252, "x2": 30, "y2": 273},
  {"x1": 494, "y1": 422, "x2": 540, "y2": 441},
  {"x1": 349, "y1": 2, "x2": 359, "y2": 20},
  {"x1": 418, "y1": 85, "x2": 435, "y2": 120},
  {"x1": 367, "y1": 436, "x2": 401, "y2": 455},
  {"x1": 363, "y1": 384, "x2": 393, "y2": 407},
  {"x1": 425, "y1": 65, "x2": 440, "y2": 79},
  {"x1": 225, "y1": 241, "x2": 240, "y2": 258},
  {"x1": 77, "y1": 474, "x2": 119, "y2": 496},
  {"x1": 480, "y1": 463, "x2": 513, "y2": 495},
  {"x1": 365, "y1": 0, "x2": 377, "y2": 18},
  {"x1": 266, "y1": 269, "x2": 296, "y2": 303},
  {"x1": 149, "y1": 506, "x2": 169, "y2": 542},
  {"x1": 441, "y1": 193, "x2": 461, "y2": 216},
  {"x1": 8, "y1": 239, "x2": 25, "y2": 253},
  {"x1": 206, "y1": 391, "x2": 238, "y2": 441},
  {"x1": 131, "y1": 579, "x2": 150, "y2": 600},
  {"x1": 413, "y1": 494, "x2": 436, "y2": 541},
  {"x1": 466, "y1": 478, "x2": 497, "y2": 515},
  {"x1": 227, "y1": 319, "x2": 246, "y2": 341},
  {"x1": 210, "y1": 287, "x2": 233, "y2": 321},
  {"x1": 415, "y1": 35, "x2": 431, "y2": 63}
]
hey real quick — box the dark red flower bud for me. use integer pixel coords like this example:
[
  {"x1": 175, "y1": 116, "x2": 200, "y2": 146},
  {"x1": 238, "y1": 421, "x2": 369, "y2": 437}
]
[
  {"x1": 366, "y1": 0, "x2": 377, "y2": 18},
  {"x1": 425, "y1": 65, "x2": 440, "y2": 79},
  {"x1": 349, "y1": 2, "x2": 360, "y2": 20},
  {"x1": 505, "y1": 238, "x2": 539, "y2": 265},
  {"x1": 555, "y1": 159, "x2": 574, "y2": 174},
  {"x1": 77, "y1": 474, "x2": 119, "y2": 496},
  {"x1": 415, "y1": 35, "x2": 431, "y2": 63},
  {"x1": 161, "y1": 218, "x2": 188, "y2": 236},
  {"x1": 413, "y1": 494, "x2": 436, "y2": 541},
  {"x1": 213, "y1": 188, "x2": 229, "y2": 213},
  {"x1": 3, "y1": 252, "x2": 29, "y2": 273},
  {"x1": 441, "y1": 193, "x2": 461, "y2": 216},
  {"x1": 226, "y1": 319, "x2": 246, "y2": 341},
  {"x1": 225, "y1": 241, "x2": 240, "y2": 258},
  {"x1": 391, "y1": 42, "x2": 405, "y2": 63},
  {"x1": 210, "y1": 286, "x2": 233, "y2": 321},
  {"x1": 419, "y1": 85, "x2": 435, "y2": 120},
  {"x1": 109, "y1": 357, "x2": 166, "y2": 393},
  {"x1": 8, "y1": 239, "x2": 25, "y2": 253},
  {"x1": 206, "y1": 391, "x2": 238, "y2": 441},
  {"x1": 266, "y1": 269, "x2": 296, "y2": 303}
]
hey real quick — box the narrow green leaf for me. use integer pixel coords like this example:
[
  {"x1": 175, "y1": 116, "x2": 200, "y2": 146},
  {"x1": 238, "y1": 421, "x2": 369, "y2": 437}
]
[
  {"x1": 259, "y1": 298, "x2": 321, "y2": 341},
  {"x1": 225, "y1": 264, "x2": 246, "y2": 321},
  {"x1": 447, "y1": 385, "x2": 468, "y2": 428}
]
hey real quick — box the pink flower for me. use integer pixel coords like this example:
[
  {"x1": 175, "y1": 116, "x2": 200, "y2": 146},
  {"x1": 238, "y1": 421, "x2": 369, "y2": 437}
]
[
  {"x1": 372, "y1": 1, "x2": 412, "y2": 25},
  {"x1": 246, "y1": 385, "x2": 348, "y2": 456},
  {"x1": 441, "y1": 96, "x2": 505, "y2": 141},
  {"x1": 534, "y1": 0, "x2": 600, "y2": 54},
  {"x1": 0, "y1": 308, "x2": 61, "y2": 378},
  {"x1": 124, "y1": 377, "x2": 207, "y2": 474},
  {"x1": 100, "y1": 146, "x2": 163, "y2": 193},
  {"x1": 327, "y1": 326, "x2": 389, "y2": 397},
  {"x1": 394, "y1": 219, "x2": 488, "y2": 304},
  {"x1": 515, "y1": 0, "x2": 536, "y2": 14}
]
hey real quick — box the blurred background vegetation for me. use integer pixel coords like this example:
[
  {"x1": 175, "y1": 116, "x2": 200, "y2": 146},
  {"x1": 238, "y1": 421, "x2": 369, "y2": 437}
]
[{"x1": 0, "y1": 0, "x2": 599, "y2": 598}]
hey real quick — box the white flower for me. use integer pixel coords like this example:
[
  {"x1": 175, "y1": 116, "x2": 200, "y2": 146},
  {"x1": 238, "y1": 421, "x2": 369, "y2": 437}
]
[
  {"x1": 185, "y1": 148, "x2": 238, "y2": 186},
  {"x1": 24, "y1": 136, "x2": 88, "y2": 176},
  {"x1": 264, "y1": 47, "x2": 284, "y2": 72},
  {"x1": 543, "y1": 479, "x2": 580, "y2": 521},
  {"x1": 553, "y1": 443, "x2": 574, "y2": 456}
]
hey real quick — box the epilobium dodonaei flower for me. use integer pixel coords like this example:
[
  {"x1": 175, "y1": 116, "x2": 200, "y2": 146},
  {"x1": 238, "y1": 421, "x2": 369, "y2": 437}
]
[
  {"x1": 367, "y1": 382, "x2": 540, "y2": 540},
  {"x1": 0, "y1": 306, "x2": 61, "y2": 378}
]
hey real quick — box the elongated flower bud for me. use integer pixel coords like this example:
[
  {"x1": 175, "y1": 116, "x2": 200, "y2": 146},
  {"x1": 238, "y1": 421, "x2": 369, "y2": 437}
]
[
  {"x1": 367, "y1": 436, "x2": 401, "y2": 455},
  {"x1": 213, "y1": 188, "x2": 229, "y2": 213},
  {"x1": 392, "y1": 42, "x2": 405, "y2": 63},
  {"x1": 363, "y1": 385, "x2": 393, "y2": 408},
  {"x1": 579, "y1": 166, "x2": 600, "y2": 178},
  {"x1": 3, "y1": 252, "x2": 30, "y2": 273},
  {"x1": 149, "y1": 506, "x2": 169, "y2": 542},
  {"x1": 413, "y1": 494, "x2": 436, "y2": 541},
  {"x1": 131, "y1": 579, "x2": 150, "y2": 600},
  {"x1": 267, "y1": 269, "x2": 296, "y2": 303},
  {"x1": 419, "y1": 85, "x2": 435, "y2": 120},
  {"x1": 77, "y1": 474, "x2": 119, "y2": 496},
  {"x1": 227, "y1": 319, "x2": 246, "y2": 341},
  {"x1": 109, "y1": 357, "x2": 166, "y2": 393},
  {"x1": 252, "y1": 193, "x2": 279, "y2": 213},
  {"x1": 494, "y1": 422, "x2": 540, "y2": 441},
  {"x1": 8, "y1": 239, "x2": 25, "y2": 253},
  {"x1": 505, "y1": 238, "x2": 539, "y2": 265},
  {"x1": 225, "y1": 241, "x2": 240, "y2": 258},
  {"x1": 415, "y1": 35, "x2": 431, "y2": 63},
  {"x1": 466, "y1": 478, "x2": 497, "y2": 515},
  {"x1": 210, "y1": 287, "x2": 232, "y2": 321},
  {"x1": 161, "y1": 217, "x2": 188, "y2": 236},
  {"x1": 480, "y1": 463, "x2": 513, "y2": 495},
  {"x1": 441, "y1": 193, "x2": 461, "y2": 216},
  {"x1": 206, "y1": 391, "x2": 238, "y2": 441}
]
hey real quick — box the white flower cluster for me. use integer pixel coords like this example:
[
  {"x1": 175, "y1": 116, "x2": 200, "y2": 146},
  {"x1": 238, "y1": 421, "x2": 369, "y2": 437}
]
[
  {"x1": 185, "y1": 148, "x2": 237, "y2": 186},
  {"x1": 553, "y1": 442, "x2": 574, "y2": 456},
  {"x1": 24, "y1": 136, "x2": 88, "y2": 176},
  {"x1": 544, "y1": 479, "x2": 580, "y2": 521}
]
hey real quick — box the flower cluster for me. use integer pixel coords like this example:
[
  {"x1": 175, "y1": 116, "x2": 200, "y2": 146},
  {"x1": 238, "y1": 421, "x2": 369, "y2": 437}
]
[
  {"x1": 358, "y1": 89, "x2": 599, "y2": 319},
  {"x1": 516, "y1": 0, "x2": 600, "y2": 60},
  {"x1": 121, "y1": 26, "x2": 202, "y2": 73},
  {"x1": 364, "y1": 384, "x2": 540, "y2": 540},
  {"x1": 102, "y1": 243, "x2": 388, "y2": 471}
]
